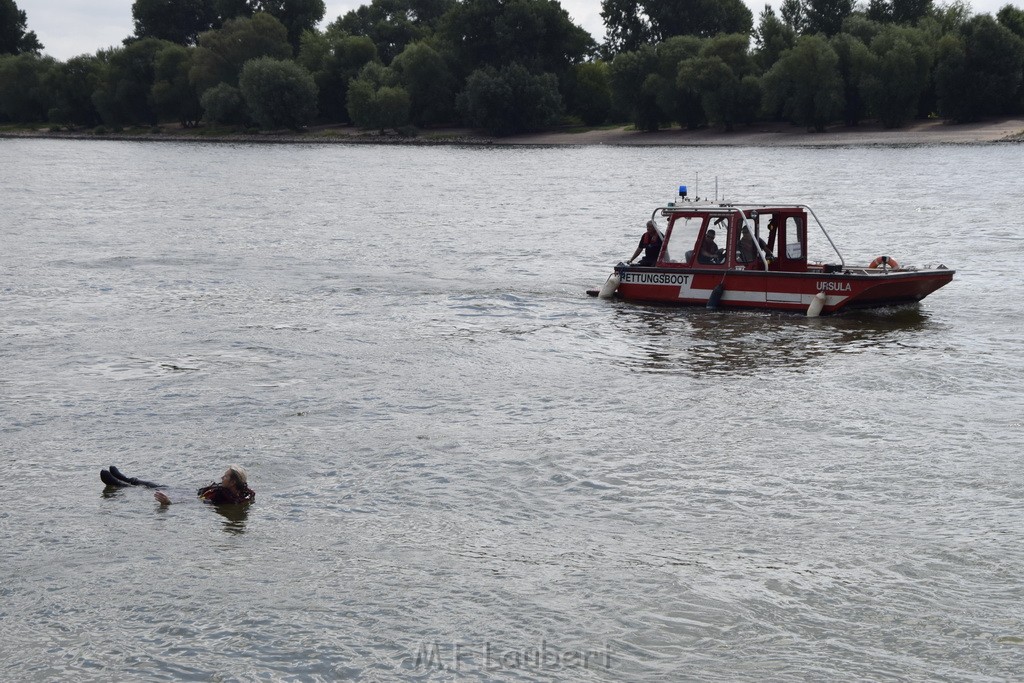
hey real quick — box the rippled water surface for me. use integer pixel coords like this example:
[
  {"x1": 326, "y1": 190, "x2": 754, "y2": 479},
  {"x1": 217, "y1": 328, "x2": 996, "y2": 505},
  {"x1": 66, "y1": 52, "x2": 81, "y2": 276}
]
[{"x1": 2, "y1": 138, "x2": 1023, "y2": 681}]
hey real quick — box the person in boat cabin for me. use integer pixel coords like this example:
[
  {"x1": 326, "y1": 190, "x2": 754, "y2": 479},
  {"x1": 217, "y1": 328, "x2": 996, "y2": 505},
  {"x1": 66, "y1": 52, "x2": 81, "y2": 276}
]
[
  {"x1": 698, "y1": 229, "x2": 720, "y2": 263},
  {"x1": 738, "y1": 226, "x2": 757, "y2": 262},
  {"x1": 738, "y1": 226, "x2": 773, "y2": 265},
  {"x1": 628, "y1": 220, "x2": 663, "y2": 266},
  {"x1": 154, "y1": 465, "x2": 255, "y2": 505}
]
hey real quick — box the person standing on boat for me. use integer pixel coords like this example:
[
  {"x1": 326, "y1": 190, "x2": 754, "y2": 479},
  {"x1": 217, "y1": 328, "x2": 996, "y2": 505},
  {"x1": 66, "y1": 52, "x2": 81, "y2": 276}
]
[{"x1": 628, "y1": 220, "x2": 663, "y2": 266}]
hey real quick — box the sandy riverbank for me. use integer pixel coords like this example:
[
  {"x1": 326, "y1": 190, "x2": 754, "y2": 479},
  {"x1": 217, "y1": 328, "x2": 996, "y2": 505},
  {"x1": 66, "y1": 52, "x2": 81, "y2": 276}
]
[
  {"x1": 505, "y1": 117, "x2": 1024, "y2": 146},
  {"x1": 4, "y1": 117, "x2": 1023, "y2": 146}
]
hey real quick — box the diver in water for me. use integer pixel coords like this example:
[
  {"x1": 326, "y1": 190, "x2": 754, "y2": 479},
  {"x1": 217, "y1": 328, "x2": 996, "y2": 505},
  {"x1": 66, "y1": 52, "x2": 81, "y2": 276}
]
[
  {"x1": 187, "y1": 465, "x2": 254, "y2": 506},
  {"x1": 101, "y1": 465, "x2": 254, "y2": 505}
]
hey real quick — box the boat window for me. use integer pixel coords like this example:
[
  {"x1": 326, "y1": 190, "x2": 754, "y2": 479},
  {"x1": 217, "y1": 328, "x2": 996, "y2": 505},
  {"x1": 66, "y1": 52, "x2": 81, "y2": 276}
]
[
  {"x1": 663, "y1": 216, "x2": 702, "y2": 264},
  {"x1": 697, "y1": 218, "x2": 727, "y2": 264},
  {"x1": 785, "y1": 216, "x2": 805, "y2": 259}
]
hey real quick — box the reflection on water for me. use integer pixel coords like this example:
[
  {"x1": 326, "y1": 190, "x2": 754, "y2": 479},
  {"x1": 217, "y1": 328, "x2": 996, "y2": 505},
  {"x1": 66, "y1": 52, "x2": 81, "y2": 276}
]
[
  {"x1": 610, "y1": 303, "x2": 935, "y2": 376},
  {"x1": 213, "y1": 504, "x2": 249, "y2": 535},
  {"x1": 101, "y1": 485, "x2": 249, "y2": 534},
  {"x1": 100, "y1": 486, "x2": 122, "y2": 500}
]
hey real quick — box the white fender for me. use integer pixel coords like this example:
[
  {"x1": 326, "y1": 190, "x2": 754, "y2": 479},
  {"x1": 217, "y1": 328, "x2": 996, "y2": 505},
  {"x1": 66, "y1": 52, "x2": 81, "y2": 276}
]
[
  {"x1": 598, "y1": 273, "x2": 620, "y2": 299},
  {"x1": 806, "y1": 291, "x2": 827, "y2": 317}
]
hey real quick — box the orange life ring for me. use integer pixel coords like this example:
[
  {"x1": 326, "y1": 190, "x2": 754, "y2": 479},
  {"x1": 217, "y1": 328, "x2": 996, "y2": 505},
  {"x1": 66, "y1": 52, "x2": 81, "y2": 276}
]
[{"x1": 869, "y1": 255, "x2": 899, "y2": 270}]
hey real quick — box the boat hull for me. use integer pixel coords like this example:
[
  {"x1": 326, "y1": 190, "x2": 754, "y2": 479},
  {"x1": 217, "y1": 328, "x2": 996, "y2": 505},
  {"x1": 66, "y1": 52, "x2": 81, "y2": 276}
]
[{"x1": 613, "y1": 265, "x2": 955, "y2": 314}]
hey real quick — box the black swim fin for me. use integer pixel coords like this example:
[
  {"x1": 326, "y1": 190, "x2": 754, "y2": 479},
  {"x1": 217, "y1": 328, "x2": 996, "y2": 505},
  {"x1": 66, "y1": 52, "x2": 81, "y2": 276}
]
[
  {"x1": 108, "y1": 465, "x2": 132, "y2": 483},
  {"x1": 107, "y1": 465, "x2": 163, "y2": 489},
  {"x1": 100, "y1": 469, "x2": 127, "y2": 487}
]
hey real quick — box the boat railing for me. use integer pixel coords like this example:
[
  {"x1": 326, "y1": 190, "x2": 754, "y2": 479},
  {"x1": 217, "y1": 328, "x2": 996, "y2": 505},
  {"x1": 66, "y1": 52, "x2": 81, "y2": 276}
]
[{"x1": 799, "y1": 205, "x2": 845, "y2": 269}]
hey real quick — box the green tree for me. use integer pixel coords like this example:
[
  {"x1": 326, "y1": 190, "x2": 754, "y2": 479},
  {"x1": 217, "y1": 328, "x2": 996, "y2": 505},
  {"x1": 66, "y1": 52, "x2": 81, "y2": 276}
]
[
  {"x1": 238, "y1": 56, "x2": 317, "y2": 128},
  {"x1": 755, "y1": 4, "x2": 796, "y2": 73},
  {"x1": 933, "y1": 34, "x2": 970, "y2": 120},
  {"x1": 131, "y1": 0, "x2": 216, "y2": 45},
  {"x1": 258, "y1": 0, "x2": 325, "y2": 50},
  {"x1": 896, "y1": 0, "x2": 933, "y2": 24},
  {"x1": 213, "y1": 0, "x2": 254, "y2": 23},
  {"x1": 677, "y1": 57, "x2": 737, "y2": 129},
  {"x1": 609, "y1": 44, "x2": 662, "y2": 129},
  {"x1": 780, "y1": 0, "x2": 805, "y2": 33},
  {"x1": 196, "y1": 0, "x2": 325, "y2": 44},
  {"x1": 440, "y1": 0, "x2": 595, "y2": 80},
  {"x1": 934, "y1": 14, "x2": 1024, "y2": 121},
  {"x1": 151, "y1": 44, "x2": 202, "y2": 126},
  {"x1": 653, "y1": 35, "x2": 705, "y2": 128},
  {"x1": 761, "y1": 34, "x2": 844, "y2": 130},
  {"x1": 330, "y1": 0, "x2": 454, "y2": 64},
  {"x1": 829, "y1": 32, "x2": 871, "y2": 125},
  {"x1": 866, "y1": 0, "x2": 933, "y2": 25},
  {"x1": 46, "y1": 54, "x2": 105, "y2": 126},
  {"x1": 92, "y1": 38, "x2": 176, "y2": 126},
  {"x1": 565, "y1": 60, "x2": 612, "y2": 125},
  {"x1": 601, "y1": 0, "x2": 753, "y2": 53},
  {"x1": 0, "y1": 52, "x2": 53, "y2": 120},
  {"x1": 457, "y1": 61, "x2": 563, "y2": 135},
  {"x1": 677, "y1": 35, "x2": 758, "y2": 130},
  {"x1": 599, "y1": 0, "x2": 650, "y2": 53},
  {"x1": 346, "y1": 62, "x2": 411, "y2": 131},
  {"x1": 840, "y1": 14, "x2": 884, "y2": 44},
  {"x1": 190, "y1": 12, "x2": 292, "y2": 93},
  {"x1": 928, "y1": 0, "x2": 971, "y2": 34},
  {"x1": 701, "y1": 32, "x2": 755, "y2": 76},
  {"x1": 804, "y1": 0, "x2": 855, "y2": 36},
  {"x1": 391, "y1": 40, "x2": 454, "y2": 126},
  {"x1": 641, "y1": 72, "x2": 682, "y2": 129},
  {"x1": 200, "y1": 81, "x2": 247, "y2": 122},
  {"x1": 0, "y1": 0, "x2": 42, "y2": 55},
  {"x1": 297, "y1": 31, "x2": 377, "y2": 123},
  {"x1": 700, "y1": 33, "x2": 757, "y2": 129},
  {"x1": 997, "y1": 4, "x2": 1024, "y2": 39},
  {"x1": 860, "y1": 25, "x2": 932, "y2": 127},
  {"x1": 736, "y1": 75, "x2": 762, "y2": 125}
]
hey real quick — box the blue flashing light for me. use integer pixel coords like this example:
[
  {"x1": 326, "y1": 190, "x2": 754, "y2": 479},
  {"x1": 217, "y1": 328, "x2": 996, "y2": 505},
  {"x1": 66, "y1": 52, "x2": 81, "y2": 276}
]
[{"x1": 678, "y1": 185, "x2": 688, "y2": 198}]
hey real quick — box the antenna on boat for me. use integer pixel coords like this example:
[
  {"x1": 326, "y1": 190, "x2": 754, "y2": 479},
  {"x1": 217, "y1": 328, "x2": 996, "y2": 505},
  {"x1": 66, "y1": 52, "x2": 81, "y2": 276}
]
[{"x1": 715, "y1": 176, "x2": 719, "y2": 203}]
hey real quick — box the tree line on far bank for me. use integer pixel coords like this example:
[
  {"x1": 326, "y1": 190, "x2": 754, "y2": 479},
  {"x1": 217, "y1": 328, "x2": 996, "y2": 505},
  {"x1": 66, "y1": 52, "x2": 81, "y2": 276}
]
[{"x1": 1, "y1": 0, "x2": 1023, "y2": 136}]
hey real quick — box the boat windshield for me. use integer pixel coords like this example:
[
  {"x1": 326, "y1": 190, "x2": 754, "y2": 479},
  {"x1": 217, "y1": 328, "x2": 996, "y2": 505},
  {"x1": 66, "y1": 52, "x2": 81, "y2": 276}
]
[{"x1": 662, "y1": 216, "x2": 702, "y2": 264}]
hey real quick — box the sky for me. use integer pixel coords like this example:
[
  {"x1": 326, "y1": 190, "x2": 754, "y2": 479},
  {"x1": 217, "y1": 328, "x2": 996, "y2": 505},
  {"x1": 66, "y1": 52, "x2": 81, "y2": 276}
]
[{"x1": 14, "y1": 0, "x2": 1022, "y2": 62}]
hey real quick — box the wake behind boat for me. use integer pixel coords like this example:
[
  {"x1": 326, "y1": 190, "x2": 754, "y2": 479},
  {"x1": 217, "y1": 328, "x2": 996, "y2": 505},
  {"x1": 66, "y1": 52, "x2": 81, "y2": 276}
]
[{"x1": 591, "y1": 187, "x2": 954, "y2": 316}]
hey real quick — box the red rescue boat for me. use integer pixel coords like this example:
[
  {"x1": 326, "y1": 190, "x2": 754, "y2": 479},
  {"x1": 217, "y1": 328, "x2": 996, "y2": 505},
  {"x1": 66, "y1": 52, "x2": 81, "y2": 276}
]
[{"x1": 592, "y1": 188, "x2": 954, "y2": 316}]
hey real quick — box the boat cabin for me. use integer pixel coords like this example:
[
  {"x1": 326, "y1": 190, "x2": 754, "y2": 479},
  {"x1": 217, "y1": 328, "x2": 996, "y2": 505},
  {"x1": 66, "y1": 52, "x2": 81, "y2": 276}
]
[{"x1": 655, "y1": 206, "x2": 811, "y2": 273}]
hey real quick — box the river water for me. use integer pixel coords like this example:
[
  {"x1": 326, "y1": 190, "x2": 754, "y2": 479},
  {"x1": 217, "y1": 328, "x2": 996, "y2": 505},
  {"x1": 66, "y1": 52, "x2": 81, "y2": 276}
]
[{"x1": 1, "y1": 138, "x2": 1022, "y2": 681}]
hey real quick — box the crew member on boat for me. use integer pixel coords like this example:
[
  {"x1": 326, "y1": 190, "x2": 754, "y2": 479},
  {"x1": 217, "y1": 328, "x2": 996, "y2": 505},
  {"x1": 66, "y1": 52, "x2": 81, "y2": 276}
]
[
  {"x1": 628, "y1": 221, "x2": 663, "y2": 266},
  {"x1": 698, "y1": 229, "x2": 720, "y2": 263},
  {"x1": 738, "y1": 226, "x2": 772, "y2": 266}
]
